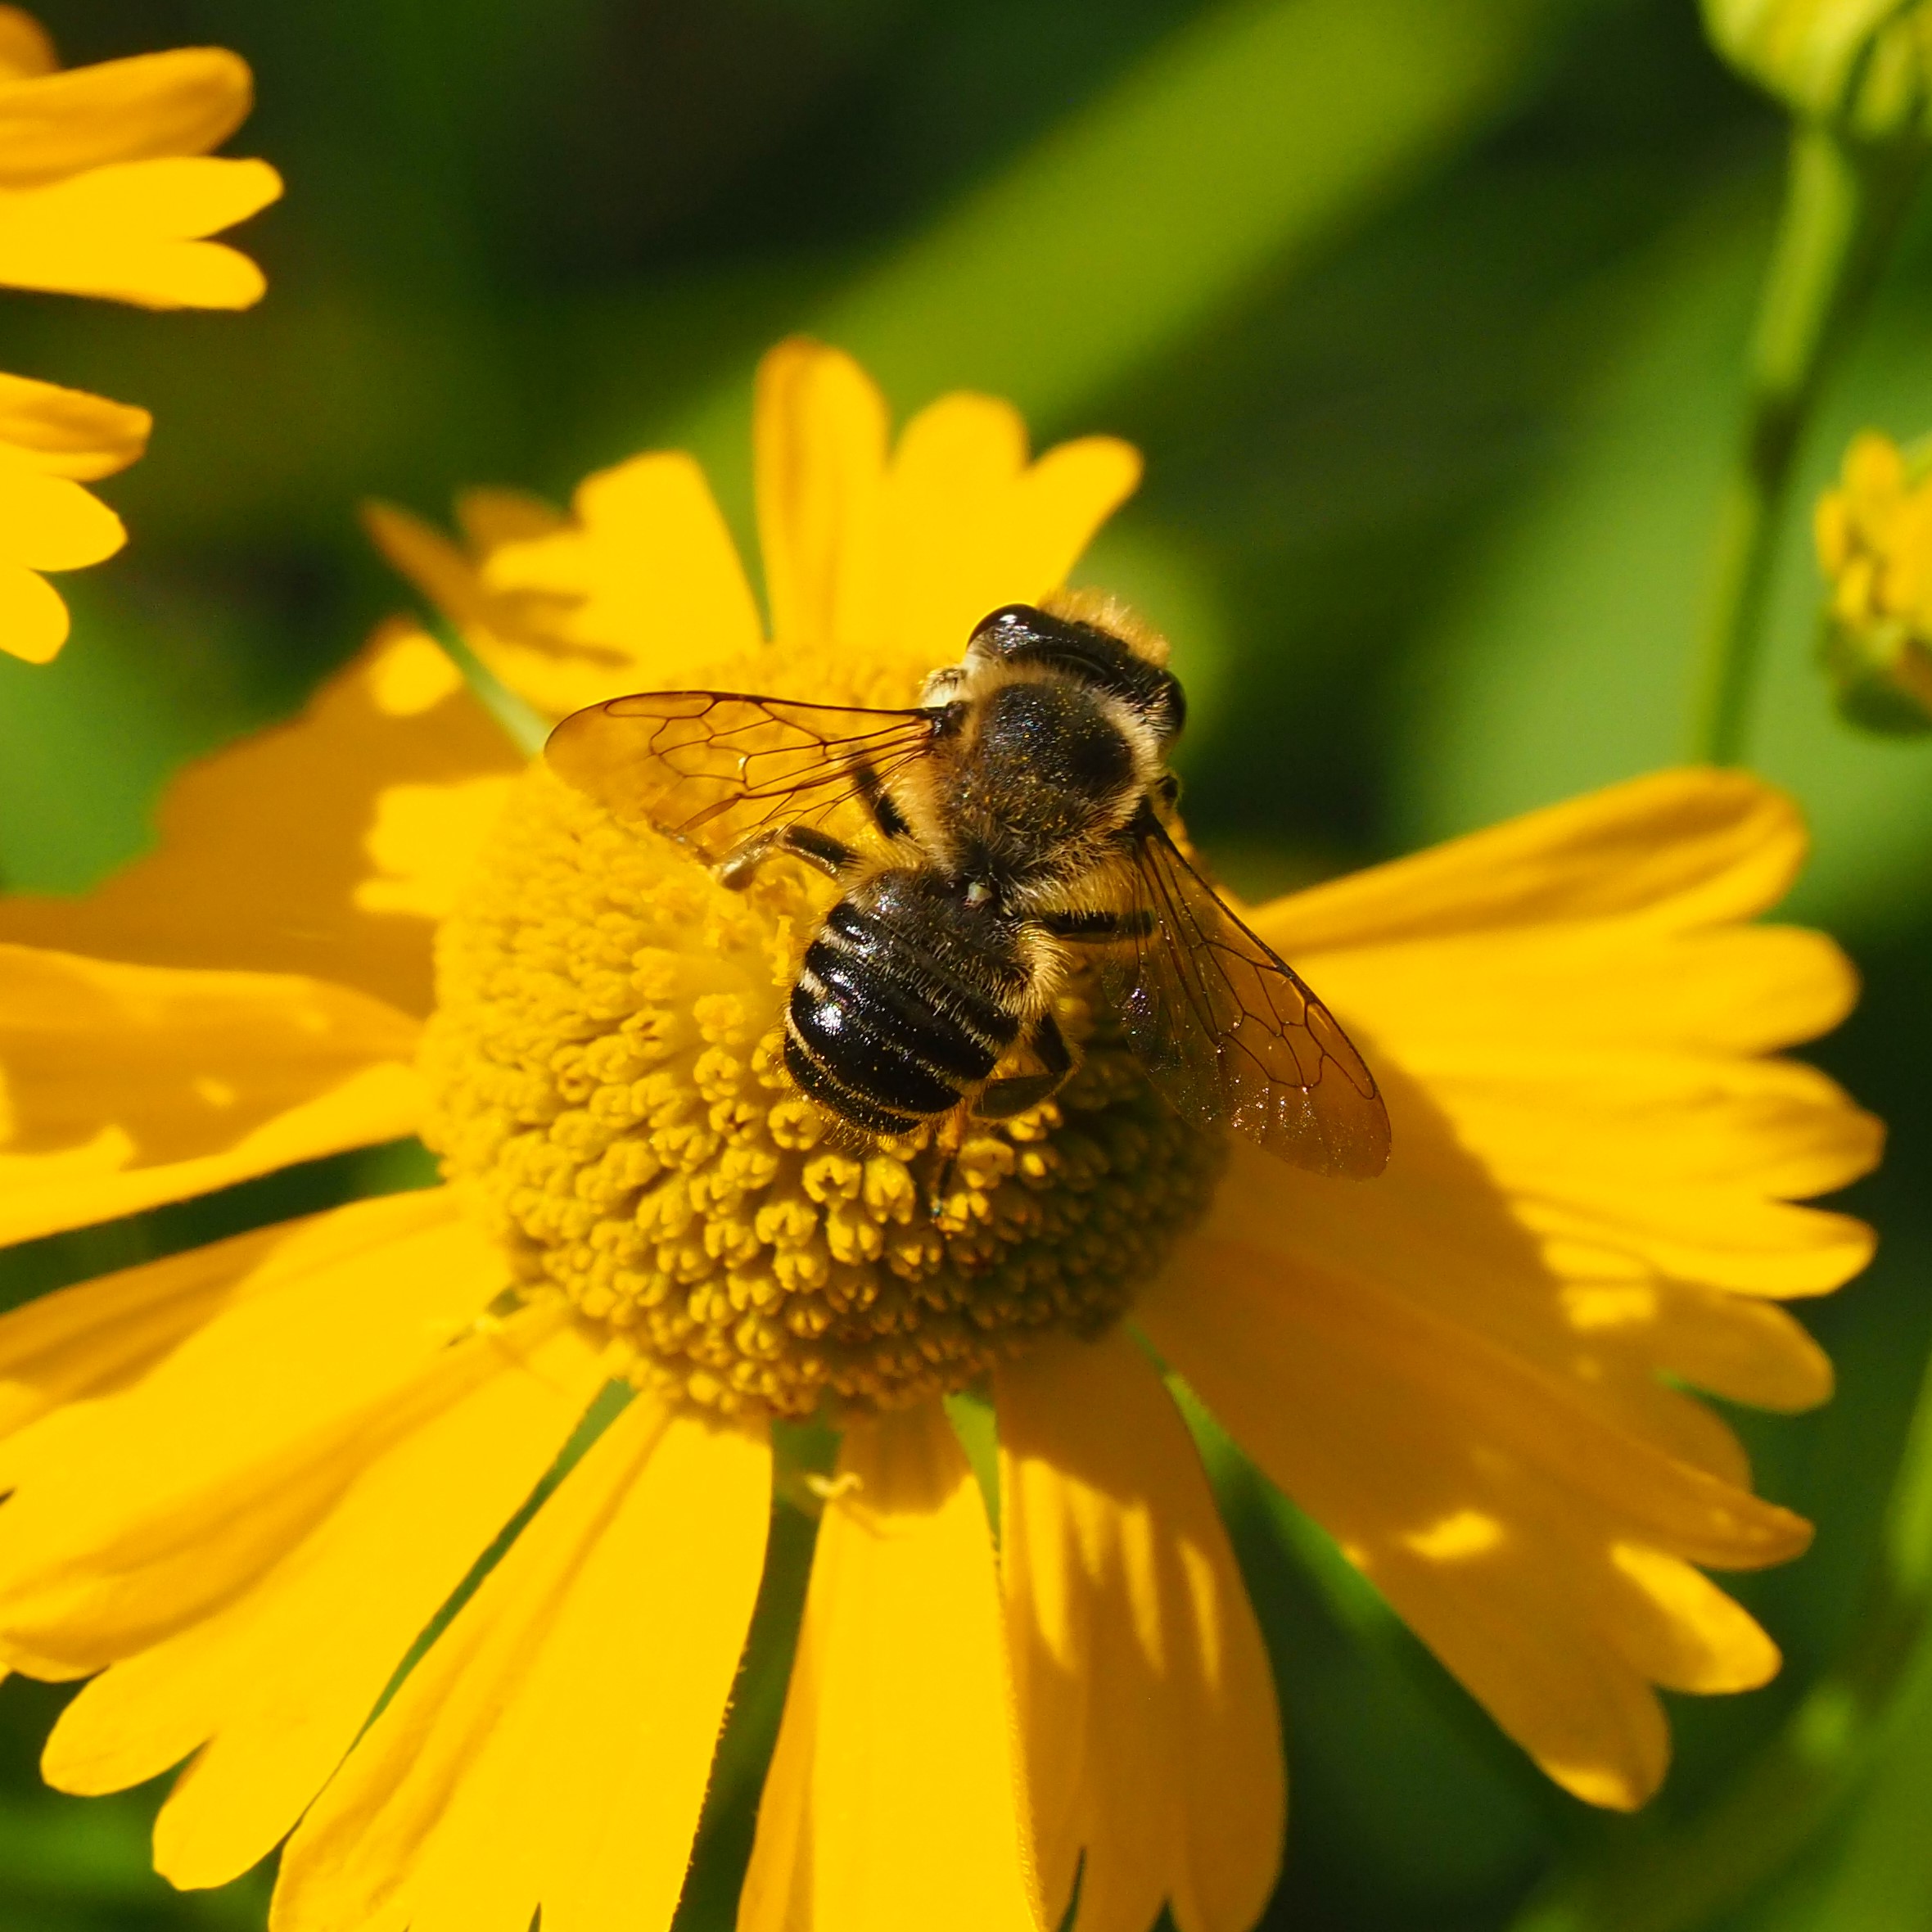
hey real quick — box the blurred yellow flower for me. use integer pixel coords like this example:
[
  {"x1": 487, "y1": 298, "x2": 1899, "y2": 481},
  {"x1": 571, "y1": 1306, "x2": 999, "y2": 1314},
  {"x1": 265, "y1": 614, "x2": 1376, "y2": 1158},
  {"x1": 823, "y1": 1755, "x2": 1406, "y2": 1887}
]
[
  {"x1": 1814, "y1": 428, "x2": 1932, "y2": 732},
  {"x1": 0, "y1": 342, "x2": 1880, "y2": 1931},
  {"x1": 1703, "y1": 0, "x2": 1932, "y2": 137},
  {"x1": 0, "y1": 5, "x2": 281, "y2": 664}
]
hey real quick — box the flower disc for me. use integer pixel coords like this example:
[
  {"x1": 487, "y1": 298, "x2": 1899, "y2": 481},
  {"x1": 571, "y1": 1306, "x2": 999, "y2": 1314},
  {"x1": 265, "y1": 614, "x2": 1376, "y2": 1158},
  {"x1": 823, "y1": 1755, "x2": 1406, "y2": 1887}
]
[{"x1": 421, "y1": 643, "x2": 1225, "y2": 1417}]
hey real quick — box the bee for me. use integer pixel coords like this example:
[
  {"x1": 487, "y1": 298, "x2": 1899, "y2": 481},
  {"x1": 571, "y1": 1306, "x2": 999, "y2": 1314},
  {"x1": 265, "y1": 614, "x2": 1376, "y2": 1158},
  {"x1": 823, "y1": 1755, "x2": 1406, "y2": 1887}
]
[{"x1": 545, "y1": 594, "x2": 1390, "y2": 1180}]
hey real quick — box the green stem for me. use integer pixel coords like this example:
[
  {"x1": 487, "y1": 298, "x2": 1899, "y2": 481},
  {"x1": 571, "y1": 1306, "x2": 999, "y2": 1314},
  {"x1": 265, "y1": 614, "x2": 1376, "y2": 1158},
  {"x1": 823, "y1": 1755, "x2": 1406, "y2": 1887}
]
[
  {"x1": 433, "y1": 621, "x2": 548, "y2": 757},
  {"x1": 1509, "y1": 1342, "x2": 1932, "y2": 1932},
  {"x1": 1687, "y1": 122, "x2": 1925, "y2": 765}
]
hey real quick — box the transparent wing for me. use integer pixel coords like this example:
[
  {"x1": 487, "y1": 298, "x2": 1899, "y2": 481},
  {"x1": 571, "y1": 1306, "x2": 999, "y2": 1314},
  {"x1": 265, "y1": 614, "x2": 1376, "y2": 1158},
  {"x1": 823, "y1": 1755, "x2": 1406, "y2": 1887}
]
[
  {"x1": 1102, "y1": 819, "x2": 1391, "y2": 1178},
  {"x1": 544, "y1": 689, "x2": 943, "y2": 861}
]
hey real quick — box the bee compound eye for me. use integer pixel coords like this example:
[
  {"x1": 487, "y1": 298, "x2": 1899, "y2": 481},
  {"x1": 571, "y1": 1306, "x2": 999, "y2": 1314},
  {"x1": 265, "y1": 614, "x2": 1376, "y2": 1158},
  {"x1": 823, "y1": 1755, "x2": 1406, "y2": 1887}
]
[{"x1": 969, "y1": 603, "x2": 1046, "y2": 653}]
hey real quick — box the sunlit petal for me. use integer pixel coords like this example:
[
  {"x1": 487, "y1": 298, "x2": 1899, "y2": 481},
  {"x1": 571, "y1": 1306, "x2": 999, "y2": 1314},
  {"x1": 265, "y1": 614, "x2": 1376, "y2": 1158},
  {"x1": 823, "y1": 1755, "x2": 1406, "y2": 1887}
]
[
  {"x1": 0, "y1": 1190, "x2": 511, "y2": 1674},
  {"x1": 274, "y1": 1395, "x2": 770, "y2": 1932},
  {"x1": 0, "y1": 626, "x2": 519, "y2": 1015},
  {"x1": 47, "y1": 1316, "x2": 609, "y2": 1890},
  {"x1": 998, "y1": 1330, "x2": 1281, "y2": 1932},
  {"x1": 0, "y1": 945, "x2": 423, "y2": 1244},
  {"x1": 740, "y1": 1401, "x2": 1044, "y2": 1932}
]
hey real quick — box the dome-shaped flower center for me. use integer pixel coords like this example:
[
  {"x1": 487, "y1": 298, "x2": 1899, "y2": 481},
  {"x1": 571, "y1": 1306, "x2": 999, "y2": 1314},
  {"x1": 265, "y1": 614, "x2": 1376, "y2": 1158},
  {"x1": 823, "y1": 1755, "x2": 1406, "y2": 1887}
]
[{"x1": 420, "y1": 640, "x2": 1226, "y2": 1417}]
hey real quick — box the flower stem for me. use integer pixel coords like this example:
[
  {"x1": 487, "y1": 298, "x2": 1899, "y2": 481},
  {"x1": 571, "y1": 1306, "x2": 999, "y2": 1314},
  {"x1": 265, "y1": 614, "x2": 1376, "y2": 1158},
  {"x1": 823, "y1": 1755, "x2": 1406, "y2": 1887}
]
[
  {"x1": 1510, "y1": 1341, "x2": 1932, "y2": 1932},
  {"x1": 1687, "y1": 123, "x2": 1925, "y2": 766},
  {"x1": 433, "y1": 621, "x2": 549, "y2": 757}
]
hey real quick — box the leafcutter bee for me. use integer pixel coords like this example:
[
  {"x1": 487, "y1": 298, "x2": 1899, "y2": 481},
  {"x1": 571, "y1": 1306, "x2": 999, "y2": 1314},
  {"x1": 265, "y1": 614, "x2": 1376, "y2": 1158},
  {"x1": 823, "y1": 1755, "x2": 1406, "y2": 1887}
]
[{"x1": 546, "y1": 594, "x2": 1391, "y2": 1180}]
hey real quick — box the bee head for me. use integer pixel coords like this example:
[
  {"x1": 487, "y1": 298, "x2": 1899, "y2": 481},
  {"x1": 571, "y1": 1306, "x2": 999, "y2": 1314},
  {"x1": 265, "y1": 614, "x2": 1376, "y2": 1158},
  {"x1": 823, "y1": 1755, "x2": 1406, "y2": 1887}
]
[{"x1": 964, "y1": 598, "x2": 1186, "y2": 745}]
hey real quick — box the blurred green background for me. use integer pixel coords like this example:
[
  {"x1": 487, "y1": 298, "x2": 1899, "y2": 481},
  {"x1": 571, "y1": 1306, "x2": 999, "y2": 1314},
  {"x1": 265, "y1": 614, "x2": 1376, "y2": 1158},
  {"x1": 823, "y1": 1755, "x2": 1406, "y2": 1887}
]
[{"x1": 4, "y1": 0, "x2": 1932, "y2": 1927}]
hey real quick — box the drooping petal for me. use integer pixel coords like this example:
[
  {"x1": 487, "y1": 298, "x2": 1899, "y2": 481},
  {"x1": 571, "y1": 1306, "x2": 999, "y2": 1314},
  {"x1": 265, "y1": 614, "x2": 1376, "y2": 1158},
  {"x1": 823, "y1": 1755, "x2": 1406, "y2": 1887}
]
[
  {"x1": 0, "y1": 46, "x2": 253, "y2": 186},
  {"x1": 997, "y1": 1331, "x2": 1282, "y2": 1932},
  {"x1": 1089, "y1": 769, "x2": 1874, "y2": 1812},
  {"x1": 739, "y1": 1400, "x2": 1044, "y2": 1932},
  {"x1": 1215, "y1": 770, "x2": 1874, "y2": 1483},
  {"x1": 483, "y1": 450, "x2": 764, "y2": 681},
  {"x1": 0, "y1": 155, "x2": 282, "y2": 308},
  {"x1": 273, "y1": 1396, "x2": 770, "y2": 1932},
  {"x1": 0, "y1": 1189, "x2": 513, "y2": 1673},
  {"x1": 44, "y1": 1313, "x2": 610, "y2": 1891},
  {"x1": 1140, "y1": 1238, "x2": 1805, "y2": 1811},
  {"x1": 0, "y1": 625, "x2": 521, "y2": 1015},
  {"x1": 755, "y1": 338, "x2": 891, "y2": 652},
  {"x1": 0, "y1": 944, "x2": 424, "y2": 1244}
]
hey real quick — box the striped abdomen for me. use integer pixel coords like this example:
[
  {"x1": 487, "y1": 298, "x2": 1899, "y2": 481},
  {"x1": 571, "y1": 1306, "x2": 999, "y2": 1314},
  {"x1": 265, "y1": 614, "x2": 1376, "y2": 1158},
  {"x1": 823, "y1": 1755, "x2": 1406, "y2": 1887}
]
[{"x1": 785, "y1": 870, "x2": 1027, "y2": 1135}]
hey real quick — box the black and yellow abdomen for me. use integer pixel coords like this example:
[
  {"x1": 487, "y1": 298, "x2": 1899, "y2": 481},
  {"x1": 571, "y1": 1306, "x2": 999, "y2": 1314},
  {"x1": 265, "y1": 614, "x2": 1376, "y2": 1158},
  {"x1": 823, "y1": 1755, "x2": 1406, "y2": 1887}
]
[{"x1": 785, "y1": 869, "x2": 1026, "y2": 1134}]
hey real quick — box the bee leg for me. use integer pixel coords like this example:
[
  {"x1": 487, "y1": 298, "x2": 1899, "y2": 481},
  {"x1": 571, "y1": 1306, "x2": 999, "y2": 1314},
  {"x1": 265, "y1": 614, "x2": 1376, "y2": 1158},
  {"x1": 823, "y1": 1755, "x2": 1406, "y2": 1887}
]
[
  {"x1": 715, "y1": 825, "x2": 862, "y2": 891},
  {"x1": 851, "y1": 761, "x2": 911, "y2": 840},
  {"x1": 924, "y1": 1105, "x2": 972, "y2": 1221},
  {"x1": 973, "y1": 1011, "x2": 1076, "y2": 1120},
  {"x1": 1037, "y1": 909, "x2": 1157, "y2": 942}
]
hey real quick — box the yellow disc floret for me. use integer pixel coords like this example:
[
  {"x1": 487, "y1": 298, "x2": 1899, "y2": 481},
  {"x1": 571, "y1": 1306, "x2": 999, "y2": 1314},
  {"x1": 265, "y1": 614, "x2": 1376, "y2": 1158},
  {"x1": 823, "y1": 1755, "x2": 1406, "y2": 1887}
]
[{"x1": 420, "y1": 644, "x2": 1225, "y2": 1418}]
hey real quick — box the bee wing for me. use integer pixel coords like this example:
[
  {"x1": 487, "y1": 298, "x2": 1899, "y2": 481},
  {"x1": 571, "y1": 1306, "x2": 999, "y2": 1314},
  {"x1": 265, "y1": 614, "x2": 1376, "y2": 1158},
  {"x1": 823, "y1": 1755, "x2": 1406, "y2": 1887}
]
[
  {"x1": 545, "y1": 690, "x2": 943, "y2": 861},
  {"x1": 1103, "y1": 819, "x2": 1391, "y2": 1178}
]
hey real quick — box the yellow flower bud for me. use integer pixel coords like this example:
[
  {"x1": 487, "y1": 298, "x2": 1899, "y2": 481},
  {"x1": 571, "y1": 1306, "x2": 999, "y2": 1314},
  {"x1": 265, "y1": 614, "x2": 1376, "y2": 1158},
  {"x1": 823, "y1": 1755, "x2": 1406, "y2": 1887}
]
[
  {"x1": 1703, "y1": 0, "x2": 1932, "y2": 139},
  {"x1": 1814, "y1": 428, "x2": 1932, "y2": 732}
]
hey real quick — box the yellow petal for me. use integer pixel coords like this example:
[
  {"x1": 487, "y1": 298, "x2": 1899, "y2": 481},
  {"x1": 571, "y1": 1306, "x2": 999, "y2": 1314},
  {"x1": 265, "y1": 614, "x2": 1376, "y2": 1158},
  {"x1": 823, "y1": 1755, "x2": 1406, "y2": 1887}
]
[
  {"x1": 0, "y1": 369, "x2": 149, "y2": 480},
  {"x1": 0, "y1": 454, "x2": 123, "y2": 567},
  {"x1": 740, "y1": 1400, "x2": 1044, "y2": 1932},
  {"x1": 0, "y1": 1189, "x2": 511, "y2": 1673},
  {"x1": 483, "y1": 450, "x2": 763, "y2": 679},
  {"x1": 882, "y1": 390, "x2": 1141, "y2": 664},
  {"x1": 1309, "y1": 924, "x2": 1858, "y2": 1059},
  {"x1": 1212, "y1": 766, "x2": 1873, "y2": 1487},
  {"x1": 0, "y1": 1217, "x2": 292, "y2": 1441},
  {"x1": 0, "y1": 10, "x2": 56, "y2": 84},
  {"x1": 1140, "y1": 1237, "x2": 1801, "y2": 1810},
  {"x1": 43, "y1": 1313, "x2": 609, "y2": 1892},
  {"x1": 0, "y1": 1066, "x2": 422, "y2": 1248},
  {"x1": 363, "y1": 499, "x2": 630, "y2": 722},
  {"x1": 754, "y1": 337, "x2": 890, "y2": 651},
  {"x1": 997, "y1": 1331, "x2": 1282, "y2": 1932},
  {"x1": 1843, "y1": 428, "x2": 1905, "y2": 510},
  {"x1": 0, "y1": 155, "x2": 281, "y2": 308},
  {"x1": 353, "y1": 776, "x2": 515, "y2": 921},
  {"x1": 747, "y1": 339, "x2": 1140, "y2": 668},
  {"x1": 274, "y1": 1396, "x2": 770, "y2": 1932},
  {"x1": 1263, "y1": 769, "x2": 1808, "y2": 955},
  {"x1": 0, "y1": 553, "x2": 67, "y2": 661},
  {"x1": 0, "y1": 624, "x2": 521, "y2": 1016},
  {"x1": 453, "y1": 485, "x2": 562, "y2": 551},
  {"x1": 1600, "y1": 1542, "x2": 1780, "y2": 1693},
  {"x1": 0, "y1": 46, "x2": 252, "y2": 185},
  {"x1": 0, "y1": 944, "x2": 423, "y2": 1244}
]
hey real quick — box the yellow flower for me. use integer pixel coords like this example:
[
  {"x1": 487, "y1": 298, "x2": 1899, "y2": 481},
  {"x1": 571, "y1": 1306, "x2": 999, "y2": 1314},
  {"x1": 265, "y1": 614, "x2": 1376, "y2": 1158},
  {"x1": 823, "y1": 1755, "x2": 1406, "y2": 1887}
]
[
  {"x1": 1814, "y1": 427, "x2": 1932, "y2": 733},
  {"x1": 0, "y1": 341, "x2": 1880, "y2": 1931},
  {"x1": 0, "y1": 5, "x2": 282, "y2": 664},
  {"x1": 1702, "y1": 0, "x2": 1932, "y2": 138}
]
